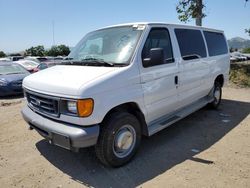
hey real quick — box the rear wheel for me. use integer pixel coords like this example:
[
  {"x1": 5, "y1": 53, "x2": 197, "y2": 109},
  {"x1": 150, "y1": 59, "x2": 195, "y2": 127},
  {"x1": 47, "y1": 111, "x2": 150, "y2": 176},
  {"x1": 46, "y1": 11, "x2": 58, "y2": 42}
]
[
  {"x1": 95, "y1": 112, "x2": 141, "y2": 167},
  {"x1": 208, "y1": 82, "x2": 222, "y2": 109}
]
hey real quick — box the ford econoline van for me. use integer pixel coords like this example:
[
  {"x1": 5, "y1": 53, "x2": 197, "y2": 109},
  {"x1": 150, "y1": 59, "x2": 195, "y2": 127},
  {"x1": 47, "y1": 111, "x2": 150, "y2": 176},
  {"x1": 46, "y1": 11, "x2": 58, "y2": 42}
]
[{"x1": 22, "y1": 23, "x2": 230, "y2": 167}]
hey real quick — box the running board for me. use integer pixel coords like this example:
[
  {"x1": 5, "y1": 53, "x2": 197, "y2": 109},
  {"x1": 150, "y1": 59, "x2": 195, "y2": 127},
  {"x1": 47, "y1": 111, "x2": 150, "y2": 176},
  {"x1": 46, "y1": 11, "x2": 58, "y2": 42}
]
[{"x1": 148, "y1": 96, "x2": 213, "y2": 136}]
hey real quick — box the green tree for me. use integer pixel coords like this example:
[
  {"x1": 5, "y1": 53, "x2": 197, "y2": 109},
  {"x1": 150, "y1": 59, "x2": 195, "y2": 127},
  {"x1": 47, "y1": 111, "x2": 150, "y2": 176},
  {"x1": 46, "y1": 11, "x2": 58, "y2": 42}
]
[
  {"x1": 245, "y1": 28, "x2": 250, "y2": 36},
  {"x1": 45, "y1": 46, "x2": 59, "y2": 56},
  {"x1": 57, "y1": 45, "x2": 70, "y2": 56},
  {"x1": 46, "y1": 45, "x2": 70, "y2": 56},
  {"x1": 176, "y1": 0, "x2": 205, "y2": 26},
  {"x1": 25, "y1": 45, "x2": 45, "y2": 56},
  {"x1": 242, "y1": 48, "x2": 250, "y2": 53},
  {"x1": 0, "y1": 51, "x2": 6, "y2": 58}
]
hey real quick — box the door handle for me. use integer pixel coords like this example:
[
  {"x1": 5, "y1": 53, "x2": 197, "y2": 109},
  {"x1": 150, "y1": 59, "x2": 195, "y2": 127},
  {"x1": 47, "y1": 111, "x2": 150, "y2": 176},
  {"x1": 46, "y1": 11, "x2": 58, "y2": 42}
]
[{"x1": 175, "y1": 76, "x2": 178, "y2": 85}]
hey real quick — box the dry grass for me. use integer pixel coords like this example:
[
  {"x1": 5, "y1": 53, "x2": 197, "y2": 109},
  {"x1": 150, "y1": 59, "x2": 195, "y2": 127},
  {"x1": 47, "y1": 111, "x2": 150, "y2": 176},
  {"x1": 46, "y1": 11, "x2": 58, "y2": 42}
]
[{"x1": 229, "y1": 62, "x2": 250, "y2": 88}]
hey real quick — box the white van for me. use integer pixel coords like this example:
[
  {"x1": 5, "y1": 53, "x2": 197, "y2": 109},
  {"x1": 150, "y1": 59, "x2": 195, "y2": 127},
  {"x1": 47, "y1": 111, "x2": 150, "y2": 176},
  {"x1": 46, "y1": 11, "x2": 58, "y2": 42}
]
[{"x1": 22, "y1": 22, "x2": 230, "y2": 167}]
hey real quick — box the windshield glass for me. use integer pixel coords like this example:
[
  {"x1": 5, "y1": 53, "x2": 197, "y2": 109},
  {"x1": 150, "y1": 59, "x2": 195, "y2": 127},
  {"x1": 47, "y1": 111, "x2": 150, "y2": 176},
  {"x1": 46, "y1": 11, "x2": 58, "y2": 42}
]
[
  {"x1": 0, "y1": 64, "x2": 28, "y2": 75},
  {"x1": 68, "y1": 25, "x2": 144, "y2": 65}
]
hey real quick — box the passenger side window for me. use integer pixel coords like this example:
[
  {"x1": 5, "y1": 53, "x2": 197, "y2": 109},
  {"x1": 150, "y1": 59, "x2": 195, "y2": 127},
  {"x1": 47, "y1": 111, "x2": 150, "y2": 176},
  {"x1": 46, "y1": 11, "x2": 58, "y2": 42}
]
[
  {"x1": 175, "y1": 29, "x2": 207, "y2": 60},
  {"x1": 142, "y1": 28, "x2": 174, "y2": 67},
  {"x1": 203, "y1": 31, "x2": 228, "y2": 56}
]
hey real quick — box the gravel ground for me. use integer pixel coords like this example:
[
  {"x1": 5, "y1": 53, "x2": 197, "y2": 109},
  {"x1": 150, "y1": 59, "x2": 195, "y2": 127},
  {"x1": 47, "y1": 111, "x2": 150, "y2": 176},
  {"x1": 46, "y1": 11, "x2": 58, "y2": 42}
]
[{"x1": 0, "y1": 87, "x2": 249, "y2": 188}]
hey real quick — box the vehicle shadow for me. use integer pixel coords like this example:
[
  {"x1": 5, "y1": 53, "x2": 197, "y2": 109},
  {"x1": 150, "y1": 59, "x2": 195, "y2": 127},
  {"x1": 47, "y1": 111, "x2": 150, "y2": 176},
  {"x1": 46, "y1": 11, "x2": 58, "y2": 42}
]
[
  {"x1": 0, "y1": 94, "x2": 24, "y2": 100},
  {"x1": 36, "y1": 99, "x2": 250, "y2": 188}
]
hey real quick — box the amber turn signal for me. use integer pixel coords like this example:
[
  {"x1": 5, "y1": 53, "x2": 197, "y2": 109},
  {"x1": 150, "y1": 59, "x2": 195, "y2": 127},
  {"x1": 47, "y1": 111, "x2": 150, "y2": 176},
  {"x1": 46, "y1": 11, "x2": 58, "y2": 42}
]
[{"x1": 77, "y1": 99, "x2": 94, "y2": 117}]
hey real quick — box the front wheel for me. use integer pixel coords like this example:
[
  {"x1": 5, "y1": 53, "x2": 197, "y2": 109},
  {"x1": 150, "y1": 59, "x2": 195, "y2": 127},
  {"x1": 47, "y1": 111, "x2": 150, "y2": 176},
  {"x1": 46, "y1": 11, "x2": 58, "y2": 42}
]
[
  {"x1": 95, "y1": 112, "x2": 141, "y2": 167},
  {"x1": 208, "y1": 82, "x2": 222, "y2": 109}
]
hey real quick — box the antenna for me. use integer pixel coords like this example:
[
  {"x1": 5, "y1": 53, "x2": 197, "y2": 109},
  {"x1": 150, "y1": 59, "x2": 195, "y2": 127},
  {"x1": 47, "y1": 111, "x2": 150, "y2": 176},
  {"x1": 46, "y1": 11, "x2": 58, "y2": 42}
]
[
  {"x1": 52, "y1": 0, "x2": 55, "y2": 47},
  {"x1": 52, "y1": 20, "x2": 55, "y2": 46}
]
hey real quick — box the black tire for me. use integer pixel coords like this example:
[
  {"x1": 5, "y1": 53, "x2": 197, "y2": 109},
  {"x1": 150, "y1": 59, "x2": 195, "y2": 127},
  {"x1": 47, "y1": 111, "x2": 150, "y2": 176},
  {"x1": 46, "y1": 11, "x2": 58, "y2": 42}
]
[
  {"x1": 95, "y1": 112, "x2": 141, "y2": 167},
  {"x1": 208, "y1": 81, "x2": 222, "y2": 109}
]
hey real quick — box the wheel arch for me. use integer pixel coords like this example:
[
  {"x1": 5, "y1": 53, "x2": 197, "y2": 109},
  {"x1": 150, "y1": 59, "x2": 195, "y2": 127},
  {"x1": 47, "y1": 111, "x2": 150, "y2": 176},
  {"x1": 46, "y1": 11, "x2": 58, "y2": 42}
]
[
  {"x1": 101, "y1": 102, "x2": 148, "y2": 136},
  {"x1": 215, "y1": 74, "x2": 224, "y2": 87}
]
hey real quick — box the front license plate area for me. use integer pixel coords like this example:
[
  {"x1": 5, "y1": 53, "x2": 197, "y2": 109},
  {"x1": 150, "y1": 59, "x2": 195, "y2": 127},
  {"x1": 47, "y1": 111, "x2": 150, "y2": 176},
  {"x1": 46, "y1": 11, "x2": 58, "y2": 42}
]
[{"x1": 52, "y1": 133, "x2": 71, "y2": 150}]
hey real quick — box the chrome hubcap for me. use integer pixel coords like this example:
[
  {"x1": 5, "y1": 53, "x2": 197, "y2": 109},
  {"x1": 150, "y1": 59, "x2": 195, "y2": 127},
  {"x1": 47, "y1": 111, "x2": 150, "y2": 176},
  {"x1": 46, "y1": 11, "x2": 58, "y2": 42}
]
[{"x1": 113, "y1": 125, "x2": 136, "y2": 158}]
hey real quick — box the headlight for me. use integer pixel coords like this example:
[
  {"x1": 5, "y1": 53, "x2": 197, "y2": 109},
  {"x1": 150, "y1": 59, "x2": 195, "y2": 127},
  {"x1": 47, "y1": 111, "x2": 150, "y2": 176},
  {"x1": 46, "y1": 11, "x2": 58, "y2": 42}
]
[
  {"x1": 0, "y1": 78, "x2": 8, "y2": 86},
  {"x1": 67, "y1": 101, "x2": 77, "y2": 114},
  {"x1": 66, "y1": 99, "x2": 94, "y2": 117}
]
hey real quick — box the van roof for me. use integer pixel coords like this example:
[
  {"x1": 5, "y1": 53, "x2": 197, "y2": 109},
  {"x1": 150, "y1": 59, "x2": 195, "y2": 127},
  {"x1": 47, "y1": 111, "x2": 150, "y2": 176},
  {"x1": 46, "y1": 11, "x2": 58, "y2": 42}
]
[{"x1": 99, "y1": 22, "x2": 224, "y2": 33}]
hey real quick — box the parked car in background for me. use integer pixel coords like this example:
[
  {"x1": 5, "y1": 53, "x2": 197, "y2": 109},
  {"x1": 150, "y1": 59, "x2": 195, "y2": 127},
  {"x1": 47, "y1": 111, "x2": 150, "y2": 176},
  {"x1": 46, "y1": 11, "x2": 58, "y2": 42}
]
[
  {"x1": 63, "y1": 57, "x2": 73, "y2": 60},
  {"x1": 242, "y1": 53, "x2": 250, "y2": 60},
  {"x1": 0, "y1": 57, "x2": 11, "y2": 62},
  {"x1": 33, "y1": 60, "x2": 61, "y2": 72},
  {"x1": 45, "y1": 56, "x2": 65, "y2": 61},
  {"x1": 230, "y1": 52, "x2": 248, "y2": 61},
  {"x1": 9, "y1": 56, "x2": 24, "y2": 61},
  {"x1": 25, "y1": 56, "x2": 48, "y2": 64},
  {"x1": 52, "y1": 56, "x2": 64, "y2": 61},
  {"x1": 230, "y1": 55, "x2": 238, "y2": 63},
  {"x1": 0, "y1": 63, "x2": 30, "y2": 96},
  {"x1": 15, "y1": 60, "x2": 39, "y2": 73}
]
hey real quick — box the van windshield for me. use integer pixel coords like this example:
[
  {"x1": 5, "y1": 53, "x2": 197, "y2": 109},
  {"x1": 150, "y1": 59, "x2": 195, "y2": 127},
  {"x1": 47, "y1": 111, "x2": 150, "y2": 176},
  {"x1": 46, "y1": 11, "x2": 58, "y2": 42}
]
[{"x1": 68, "y1": 25, "x2": 144, "y2": 66}]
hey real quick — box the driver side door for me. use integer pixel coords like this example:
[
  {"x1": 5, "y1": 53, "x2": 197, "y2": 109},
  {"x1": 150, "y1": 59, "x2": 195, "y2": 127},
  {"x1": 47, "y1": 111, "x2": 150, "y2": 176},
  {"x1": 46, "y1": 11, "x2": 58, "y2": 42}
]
[{"x1": 140, "y1": 27, "x2": 179, "y2": 123}]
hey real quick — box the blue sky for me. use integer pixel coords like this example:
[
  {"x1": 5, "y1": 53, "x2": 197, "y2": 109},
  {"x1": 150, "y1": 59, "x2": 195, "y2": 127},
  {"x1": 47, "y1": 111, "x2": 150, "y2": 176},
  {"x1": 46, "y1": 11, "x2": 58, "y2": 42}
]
[{"x1": 0, "y1": 0, "x2": 249, "y2": 53}]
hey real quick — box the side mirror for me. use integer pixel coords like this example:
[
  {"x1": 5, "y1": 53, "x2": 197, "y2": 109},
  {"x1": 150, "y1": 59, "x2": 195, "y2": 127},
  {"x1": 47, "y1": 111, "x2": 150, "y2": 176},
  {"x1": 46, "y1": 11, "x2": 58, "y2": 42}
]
[{"x1": 143, "y1": 48, "x2": 164, "y2": 67}]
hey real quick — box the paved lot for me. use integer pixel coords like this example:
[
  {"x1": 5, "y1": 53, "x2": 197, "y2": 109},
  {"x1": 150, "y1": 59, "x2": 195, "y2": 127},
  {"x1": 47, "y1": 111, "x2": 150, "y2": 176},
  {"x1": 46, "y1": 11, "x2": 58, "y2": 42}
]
[{"x1": 0, "y1": 87, "x2": 250, "y2": 188}]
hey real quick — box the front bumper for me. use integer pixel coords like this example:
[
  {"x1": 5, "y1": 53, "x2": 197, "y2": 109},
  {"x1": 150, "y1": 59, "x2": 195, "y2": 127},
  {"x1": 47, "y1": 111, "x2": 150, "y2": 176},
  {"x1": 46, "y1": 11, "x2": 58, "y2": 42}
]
[{"x1": 21, "y1": 106, "x2": 99, "y2": 151}]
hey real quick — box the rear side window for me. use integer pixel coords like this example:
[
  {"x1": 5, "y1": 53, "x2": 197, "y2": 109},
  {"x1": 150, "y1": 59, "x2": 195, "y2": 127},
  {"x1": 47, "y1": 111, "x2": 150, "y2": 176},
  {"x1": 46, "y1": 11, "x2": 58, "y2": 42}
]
[
  {"x1": 203, "y1": 31, "x2": 228, "y2": 56},
  {"x1": 175, "y1": 29, "x2": 207, "y2": 60}
]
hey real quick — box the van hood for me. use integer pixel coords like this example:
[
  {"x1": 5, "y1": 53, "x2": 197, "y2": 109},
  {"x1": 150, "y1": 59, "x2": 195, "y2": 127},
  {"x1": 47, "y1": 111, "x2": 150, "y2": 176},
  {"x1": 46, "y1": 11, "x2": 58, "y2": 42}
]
[{"x1": 23, "y1": 65, "x2": 119, "y2": 97}]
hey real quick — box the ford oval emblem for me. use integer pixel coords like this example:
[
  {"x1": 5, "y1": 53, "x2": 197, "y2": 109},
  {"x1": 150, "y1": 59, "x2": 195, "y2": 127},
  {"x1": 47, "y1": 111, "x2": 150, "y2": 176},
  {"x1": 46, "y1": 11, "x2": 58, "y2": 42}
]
[{"x1": 35, "y1": 99, "x2": 41, "y2": 106}]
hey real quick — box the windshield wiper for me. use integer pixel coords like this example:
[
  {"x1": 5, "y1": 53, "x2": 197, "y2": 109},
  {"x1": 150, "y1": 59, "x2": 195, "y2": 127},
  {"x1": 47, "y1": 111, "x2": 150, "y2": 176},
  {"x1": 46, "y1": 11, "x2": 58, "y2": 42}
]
[
  {"x1": 5, "y1": 72, "x2": 22, "y2": 75},
  {"x1": 61, "y1": 59, "x2": 128, "y2": 67},
  {"x1": 81, "y1": 58, "x2": 114, "y2": 67},
  {"x1": 61, "y1": 58, "x2": 114, "y2": 67}
]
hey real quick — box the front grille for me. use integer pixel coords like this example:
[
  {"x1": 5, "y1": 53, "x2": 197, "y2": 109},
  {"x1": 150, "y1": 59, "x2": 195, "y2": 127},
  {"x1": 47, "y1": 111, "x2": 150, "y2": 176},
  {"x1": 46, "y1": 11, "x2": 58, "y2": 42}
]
[{"x1": 26, "y1": 91, "x2": 59, "y2": 117}]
